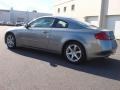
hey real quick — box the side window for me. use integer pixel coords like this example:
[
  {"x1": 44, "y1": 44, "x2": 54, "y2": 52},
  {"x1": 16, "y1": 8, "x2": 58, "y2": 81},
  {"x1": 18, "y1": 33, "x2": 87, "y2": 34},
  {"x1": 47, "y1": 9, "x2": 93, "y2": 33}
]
[
  {"x1": 53, "y1": 20, "x2": 68, "y2": 28},
  {"x1": 30, "y1": 18, "x2": 55, "y2": 28}
]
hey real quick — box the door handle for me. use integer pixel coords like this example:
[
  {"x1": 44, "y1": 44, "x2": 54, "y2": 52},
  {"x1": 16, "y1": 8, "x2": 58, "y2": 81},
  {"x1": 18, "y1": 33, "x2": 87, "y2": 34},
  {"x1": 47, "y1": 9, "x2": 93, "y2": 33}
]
[{"x1": 42, "y1": 31, "x2": 48, "y2": 34}]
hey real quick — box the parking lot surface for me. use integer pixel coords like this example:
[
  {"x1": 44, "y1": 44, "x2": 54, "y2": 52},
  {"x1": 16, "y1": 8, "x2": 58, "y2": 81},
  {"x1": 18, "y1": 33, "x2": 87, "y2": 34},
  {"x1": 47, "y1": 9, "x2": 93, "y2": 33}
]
[{"x1": 0, "y1": 26, "x2": 120, "y2": 90}]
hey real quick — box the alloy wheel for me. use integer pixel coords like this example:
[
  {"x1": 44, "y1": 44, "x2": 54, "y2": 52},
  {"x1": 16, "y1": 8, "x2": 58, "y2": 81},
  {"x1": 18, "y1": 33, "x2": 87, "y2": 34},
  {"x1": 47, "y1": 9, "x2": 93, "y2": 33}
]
[
  {"x1": 65, "y1": 44, "x2": 82, "y2": 62},
  {"x1": 6, "y1": 34, "x2": 16, "y2": 48}
]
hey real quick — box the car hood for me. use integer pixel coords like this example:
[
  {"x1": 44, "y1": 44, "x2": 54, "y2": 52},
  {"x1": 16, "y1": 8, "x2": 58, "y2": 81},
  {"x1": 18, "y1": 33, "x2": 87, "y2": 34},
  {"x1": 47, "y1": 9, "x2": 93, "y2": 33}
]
[{"x1": 6, "y1": 26, "x2": 25, "y2": 32}]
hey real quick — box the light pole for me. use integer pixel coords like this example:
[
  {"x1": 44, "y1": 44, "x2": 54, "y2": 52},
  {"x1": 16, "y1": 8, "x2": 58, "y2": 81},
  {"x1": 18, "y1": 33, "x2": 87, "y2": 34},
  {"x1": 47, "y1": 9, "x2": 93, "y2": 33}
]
[
  {"x1": 98, "y1": 0, "x2": 109, "y2": 29},
  {"x1": 10, "y1": 7, "x2": 15, "y2": 25}
]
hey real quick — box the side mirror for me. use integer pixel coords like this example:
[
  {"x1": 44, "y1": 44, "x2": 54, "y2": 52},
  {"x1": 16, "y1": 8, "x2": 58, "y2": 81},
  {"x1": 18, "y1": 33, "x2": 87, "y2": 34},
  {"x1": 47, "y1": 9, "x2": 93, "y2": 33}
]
[{"x1": 25, "y1": 24, "x2": 30, "y2": 29}]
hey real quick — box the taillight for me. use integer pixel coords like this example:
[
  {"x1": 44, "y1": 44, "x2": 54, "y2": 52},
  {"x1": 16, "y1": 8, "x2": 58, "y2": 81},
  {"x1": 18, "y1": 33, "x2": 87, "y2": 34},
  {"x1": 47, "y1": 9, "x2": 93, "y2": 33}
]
[{"x1": 95, "y1": 32, "x2": 110, "y2": 40}]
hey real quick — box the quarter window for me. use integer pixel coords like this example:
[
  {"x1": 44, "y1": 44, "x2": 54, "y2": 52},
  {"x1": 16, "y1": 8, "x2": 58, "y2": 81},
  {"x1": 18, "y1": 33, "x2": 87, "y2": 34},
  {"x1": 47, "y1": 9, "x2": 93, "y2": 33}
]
[{"x1": 53, "y1": 20, "x2": 68, "y2": 28}]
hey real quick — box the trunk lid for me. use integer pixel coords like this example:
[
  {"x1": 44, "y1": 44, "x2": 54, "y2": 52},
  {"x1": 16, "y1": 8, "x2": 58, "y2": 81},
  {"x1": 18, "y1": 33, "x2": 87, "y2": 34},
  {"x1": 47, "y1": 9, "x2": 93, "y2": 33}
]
[{"x1": 99, "y1": 29, "x2": 115, "y2": 40}]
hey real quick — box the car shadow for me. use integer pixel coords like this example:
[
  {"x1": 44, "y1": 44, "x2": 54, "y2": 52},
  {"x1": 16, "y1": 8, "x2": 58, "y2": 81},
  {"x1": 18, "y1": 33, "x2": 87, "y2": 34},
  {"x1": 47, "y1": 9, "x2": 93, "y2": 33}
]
[{"x1": 10, "y1": 48, "x2": 120, "y2": 81}]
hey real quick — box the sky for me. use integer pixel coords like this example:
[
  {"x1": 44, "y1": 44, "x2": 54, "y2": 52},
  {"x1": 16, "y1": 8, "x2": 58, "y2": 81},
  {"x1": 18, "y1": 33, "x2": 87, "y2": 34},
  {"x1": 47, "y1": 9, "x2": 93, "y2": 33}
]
[{"x1": 0, "y1": 0, "x2": 53, "y2": 13}]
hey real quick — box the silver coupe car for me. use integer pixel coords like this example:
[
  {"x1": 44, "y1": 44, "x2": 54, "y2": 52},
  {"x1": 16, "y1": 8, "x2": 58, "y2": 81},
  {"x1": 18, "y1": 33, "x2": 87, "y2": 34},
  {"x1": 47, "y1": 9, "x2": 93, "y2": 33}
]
[{"x1": 5, "y1": 16, "x2": 117, "y2": 63}]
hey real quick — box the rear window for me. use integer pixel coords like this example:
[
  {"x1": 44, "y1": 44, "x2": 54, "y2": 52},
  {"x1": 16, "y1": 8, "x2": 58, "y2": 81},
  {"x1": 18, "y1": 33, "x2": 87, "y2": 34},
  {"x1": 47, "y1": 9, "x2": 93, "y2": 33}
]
[
  {"x1": 71, "y1": 18, "x2": 98, "y2": 29},
  {"x1": 78, "y1": 22, "x2": 98, "y2": 29}
]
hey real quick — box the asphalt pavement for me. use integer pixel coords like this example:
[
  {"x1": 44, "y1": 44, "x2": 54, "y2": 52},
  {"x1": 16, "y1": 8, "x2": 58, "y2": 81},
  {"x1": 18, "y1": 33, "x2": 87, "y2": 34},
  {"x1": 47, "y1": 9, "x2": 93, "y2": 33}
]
[{"x1": 0, "y1": 26, "x2": 120, "y2": 90}]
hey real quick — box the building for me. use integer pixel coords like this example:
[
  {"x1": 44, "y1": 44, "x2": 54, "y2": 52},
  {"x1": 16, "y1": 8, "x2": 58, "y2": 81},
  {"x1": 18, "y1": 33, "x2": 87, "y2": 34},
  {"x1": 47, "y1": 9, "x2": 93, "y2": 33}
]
[
  {"x1": 0, "y1": 9, "x2": 52, "y2": 25},
  {"x1": 53, "y1": 0, "x2": 120, "y2": 39}
]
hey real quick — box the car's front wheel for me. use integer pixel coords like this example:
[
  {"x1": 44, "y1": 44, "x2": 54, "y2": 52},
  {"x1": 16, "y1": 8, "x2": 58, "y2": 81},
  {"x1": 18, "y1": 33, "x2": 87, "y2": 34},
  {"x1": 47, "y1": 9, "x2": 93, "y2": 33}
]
[
  {"x1": 63, "y1": 42, "x2": 86, "y2": 63},
  {"x1": 5, "y1": 33, "x2": 16, "y2": 49}
]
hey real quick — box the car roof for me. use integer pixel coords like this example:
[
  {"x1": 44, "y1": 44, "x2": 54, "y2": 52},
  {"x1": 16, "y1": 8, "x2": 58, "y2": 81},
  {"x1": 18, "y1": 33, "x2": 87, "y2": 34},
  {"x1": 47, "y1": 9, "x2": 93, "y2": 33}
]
[{"x1": 39, "y1": 16, "x2": 78, "y2": 23}]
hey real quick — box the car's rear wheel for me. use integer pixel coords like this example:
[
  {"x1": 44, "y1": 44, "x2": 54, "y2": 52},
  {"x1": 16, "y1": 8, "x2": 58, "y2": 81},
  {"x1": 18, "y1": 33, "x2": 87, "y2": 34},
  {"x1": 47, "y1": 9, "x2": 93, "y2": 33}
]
[
  {"x1": 6, "y1": 33, "x2": 16, "y2": 49},
  {"x1": 63, "y1": 42, "x2": 86, "y2": 63}
]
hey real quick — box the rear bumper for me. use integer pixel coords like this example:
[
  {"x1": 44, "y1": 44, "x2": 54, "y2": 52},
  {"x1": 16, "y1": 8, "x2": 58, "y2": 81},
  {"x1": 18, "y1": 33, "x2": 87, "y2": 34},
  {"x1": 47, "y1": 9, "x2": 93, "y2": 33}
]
[
  {"x1": 96, "y1": 50, "x2": 116, "y2": 57},
  {"x1": 86, "y1": 40, "x2": 117, "y2": 59}
]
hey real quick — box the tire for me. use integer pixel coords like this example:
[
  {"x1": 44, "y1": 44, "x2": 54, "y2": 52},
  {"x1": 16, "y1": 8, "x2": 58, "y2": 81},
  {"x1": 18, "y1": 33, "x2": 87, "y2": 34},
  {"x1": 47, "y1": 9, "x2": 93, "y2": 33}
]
[
  {"x1": 101, "y1": 56, "x2": 109, "y2": 60},
  {"x1": 5, "y1": 33, "x2": 16, "y2": 49},
  {"x1": 63, "y1": 42, "x2": 86, "y2": 63}
]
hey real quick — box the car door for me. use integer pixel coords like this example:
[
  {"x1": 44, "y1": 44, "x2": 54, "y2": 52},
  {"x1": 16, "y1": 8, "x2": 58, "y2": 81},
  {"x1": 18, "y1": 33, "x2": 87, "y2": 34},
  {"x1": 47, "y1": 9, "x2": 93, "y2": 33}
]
[
  {"x1": 20, "y1": 17, "x2": 55, "y2": 49},
  {"x1": 48, "y1": 19, "x2": 69, "y2": 52}
]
